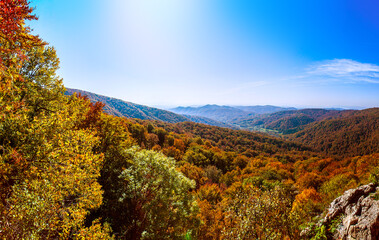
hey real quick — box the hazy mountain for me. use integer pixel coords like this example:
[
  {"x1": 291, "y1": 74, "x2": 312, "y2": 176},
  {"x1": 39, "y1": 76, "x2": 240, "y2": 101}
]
[
  {"x1": 170, "y1": 104, "x2": 299, "y2": 125},
  {"x1": 234, "y1": 105, "x2": 297, "y2": 114},
  {"x1": 65, "y1": 90, "x2": 373, "y2": 148},
  {"x1": 182, "y1": 114, "x2": 237, "y2": 129},
  {"x1": 65, "y1": 88, "x2": 232, "y2": 128},
  {"x1": 171, "y1": 104, "x2": 254, "y2": 123}
]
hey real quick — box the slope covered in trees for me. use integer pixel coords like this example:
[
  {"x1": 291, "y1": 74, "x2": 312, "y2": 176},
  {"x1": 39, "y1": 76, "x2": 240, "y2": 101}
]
[
  {"x1": 235, "y1": 108, "x2": 350, "y2": 133},
  {"x1": 291, "y1": 108, "x2": 379, "y2": 157},
  {"x1": 139, "y1": 120, "x2": 309, "y2": 155},
  {"x1": 1, "y1": 2, "x2": 378, "y2": 239},
  {"x1": 65, "y1": 88, "x2": 189, "y2": 123},
  {"x1": 122, "y1": 117, "x2": 378, "y2": 239}
]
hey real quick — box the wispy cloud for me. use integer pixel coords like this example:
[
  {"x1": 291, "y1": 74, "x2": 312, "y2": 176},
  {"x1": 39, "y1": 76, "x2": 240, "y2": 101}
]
[{"x1": 305, "y1": 59, "x2": 379, "y2": 84}]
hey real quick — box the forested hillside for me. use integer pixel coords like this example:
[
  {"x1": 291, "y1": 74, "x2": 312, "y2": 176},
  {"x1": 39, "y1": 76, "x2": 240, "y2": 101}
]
[
  {"x1": 235, "y1": 108, "x2": 349, "y2": 133},
  {"x1": 137, "y1": 120, "x2": 308, "y2": 154},
  {"x1": 291, "y1": 108, "x2": 379, "y2": 157},
  {"x1": 1, "y1": 1, "x2": 378, "y2": 240},
  {"x1": 65, "y1": 88, "x2": 189, "y2": 123},
  {"x1": 109, "y1": 115, "x2": 379, "y2": 239}
]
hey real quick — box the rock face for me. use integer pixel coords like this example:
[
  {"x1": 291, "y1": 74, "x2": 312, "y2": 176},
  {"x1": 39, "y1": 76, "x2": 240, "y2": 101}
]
[{"x1": 323, "y1": 183, "x2": 379, "y2": 240}]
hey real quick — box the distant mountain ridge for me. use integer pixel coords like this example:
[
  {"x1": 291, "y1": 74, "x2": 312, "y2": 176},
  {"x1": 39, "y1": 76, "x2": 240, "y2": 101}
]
[
  {"x1": 65, "y1": 88, "x2": 230, "y2": 128},
  {"x1": 182, "y1": 114, "x2": 236, "y2": 129},
  {"x1": 234, "y1": 105, "x2": 296, "y2": 114},
  {"x1": 170, "y1": 104, "x2": 294, "y2": 123},
  {"x1": 65, "y1": 88, "x2": 378, "y2": 157}
]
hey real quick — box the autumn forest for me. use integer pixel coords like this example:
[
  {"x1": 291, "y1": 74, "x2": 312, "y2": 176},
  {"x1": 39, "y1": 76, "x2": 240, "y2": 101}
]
[{"x1": 1, "y1": 1, "x2": 379, "y2": 240}]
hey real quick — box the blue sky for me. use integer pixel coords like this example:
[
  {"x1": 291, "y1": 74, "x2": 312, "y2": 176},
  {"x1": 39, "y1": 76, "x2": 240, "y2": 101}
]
[{"x1": 30, "y1": 0, "x2": 379, "y2": 108}]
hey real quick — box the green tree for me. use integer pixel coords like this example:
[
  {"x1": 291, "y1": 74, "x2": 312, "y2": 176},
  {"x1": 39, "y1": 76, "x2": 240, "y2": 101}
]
[
  {"x1": 221, "y1": 183, "x2": 299, "y2": 240},
  {"x1": 118, "y1": 147, "x2": 199, "y2": 240}
]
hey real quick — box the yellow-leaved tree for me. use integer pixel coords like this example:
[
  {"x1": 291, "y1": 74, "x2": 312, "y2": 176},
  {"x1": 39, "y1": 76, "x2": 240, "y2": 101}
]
[{"x1": 0, "y1": 1, "x2": 111, "y2": 238}]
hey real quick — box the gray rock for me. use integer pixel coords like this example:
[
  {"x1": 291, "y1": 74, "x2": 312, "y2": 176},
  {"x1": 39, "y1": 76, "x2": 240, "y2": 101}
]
[{"x1": 321, "y1": 183, "x2": 379, "y2": 240}]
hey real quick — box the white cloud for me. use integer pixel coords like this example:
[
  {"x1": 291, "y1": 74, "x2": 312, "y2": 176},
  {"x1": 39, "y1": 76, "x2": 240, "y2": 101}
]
[{"x1": 306, "y1": 59, "x2": 379, "y2": 83}]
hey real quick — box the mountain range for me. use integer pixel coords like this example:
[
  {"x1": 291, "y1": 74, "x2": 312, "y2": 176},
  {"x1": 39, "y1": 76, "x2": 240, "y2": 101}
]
[
  {"x1": 65, "y1": 88, "x2": 234, "y2": 128},
  {"x1": 65, "y1": 88, "x2": 379, "y2": 157},
  {"x1": 170, "y1": 104, "x2": 296, "y2": 123},
  {"x1": 65, "y1": 88, "x2": 297, "y2": 130}
]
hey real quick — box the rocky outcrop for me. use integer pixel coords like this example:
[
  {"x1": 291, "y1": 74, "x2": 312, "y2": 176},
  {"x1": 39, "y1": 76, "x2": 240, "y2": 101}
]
[{"x1": 321, "y1": 183, "x2": 379, "y2": 240}]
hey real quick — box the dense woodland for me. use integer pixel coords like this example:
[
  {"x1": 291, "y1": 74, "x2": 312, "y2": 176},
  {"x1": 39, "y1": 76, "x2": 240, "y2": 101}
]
[
  {"x1": 291, "y1": 108, "x2": 379, "y2": 157},
  {"x1": 0, "y1": 1, "x2": 378, "y2": 239},
  {"x1": 234, "y1": 109, "x2": 348, "y2": 133}
]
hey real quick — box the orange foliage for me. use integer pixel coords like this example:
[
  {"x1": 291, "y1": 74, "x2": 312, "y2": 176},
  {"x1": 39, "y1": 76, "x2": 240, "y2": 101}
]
[{"x1": 0, "y1": 0, "x2": 43, "y2": 70}]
